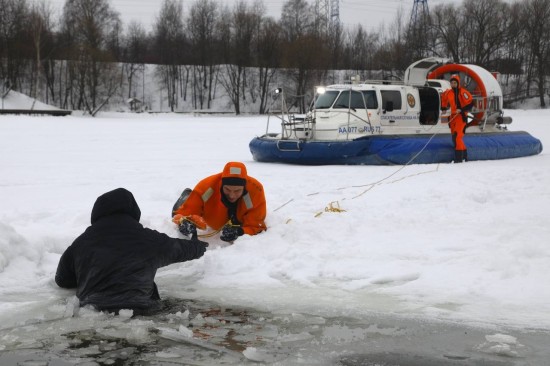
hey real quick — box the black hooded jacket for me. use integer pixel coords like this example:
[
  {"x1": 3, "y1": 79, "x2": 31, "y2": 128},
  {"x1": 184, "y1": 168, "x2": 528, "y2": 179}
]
[{"x1": 55, "y1": 188, "x2": 206, "y2": 312}]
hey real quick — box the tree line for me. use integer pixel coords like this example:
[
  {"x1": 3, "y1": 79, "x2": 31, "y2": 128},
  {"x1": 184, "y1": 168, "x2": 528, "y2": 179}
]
[{"x1": 1, "y1": 0, "x2": 549, "y2": 115}]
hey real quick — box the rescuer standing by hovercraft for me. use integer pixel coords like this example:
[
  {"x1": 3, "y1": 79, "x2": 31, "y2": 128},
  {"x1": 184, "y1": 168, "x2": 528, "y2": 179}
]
[{"x1": 441, "y1": 74, "x2": 474, "y2": 163}]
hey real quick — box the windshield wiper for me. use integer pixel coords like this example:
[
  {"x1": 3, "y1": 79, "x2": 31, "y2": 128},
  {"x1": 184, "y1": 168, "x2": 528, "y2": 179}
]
[{"x1": 335, "y1": 104, "x2": 356, "y2": 112}]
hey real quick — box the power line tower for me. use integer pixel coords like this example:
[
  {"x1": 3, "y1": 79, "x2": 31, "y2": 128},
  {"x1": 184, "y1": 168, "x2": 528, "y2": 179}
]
[
  {"x1": 330, "y1": 0, "x2": 340, "y2": 23},
  {"x1": 315, "y1": 0, "x2": 329, "y2": 33},
  {"x1": 410, "y1": 0, "x2": 429, "y2": 27},
  {"x1": 316, "y1": 0, "x2": 340, "y2": 32},
  {"x1": 408, "y1": 0, "x2": 431, "y2": 58}
]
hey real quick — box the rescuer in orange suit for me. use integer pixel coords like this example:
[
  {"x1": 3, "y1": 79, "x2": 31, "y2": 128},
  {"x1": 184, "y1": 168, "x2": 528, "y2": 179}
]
[
  {"x1": 441, "y1": 74, "x2": 474, "y2": 163},
  {"x1": 172, "y1": 162, "x2": 267, "y2": 242}
]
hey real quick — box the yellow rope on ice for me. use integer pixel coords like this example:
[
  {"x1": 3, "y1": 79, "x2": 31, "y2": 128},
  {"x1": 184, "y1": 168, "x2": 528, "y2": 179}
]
[
  {"x1": 315, "y1": 201, "x2": 346, "y2": 217},
  {"x1": 272, "y1": 126, "x2": 445, "y2": 224},
  {"x1": 197, "y1": 220, "x2": 234, "y2": 238},
  {"x1": 197, "y1": 228, "x2": 222, "y2": 238}
]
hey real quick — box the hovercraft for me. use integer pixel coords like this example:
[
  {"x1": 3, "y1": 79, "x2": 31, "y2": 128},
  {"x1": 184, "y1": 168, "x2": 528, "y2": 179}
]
[{"x1": 249, "y1": 57, "x2": 542, "y2": 165}]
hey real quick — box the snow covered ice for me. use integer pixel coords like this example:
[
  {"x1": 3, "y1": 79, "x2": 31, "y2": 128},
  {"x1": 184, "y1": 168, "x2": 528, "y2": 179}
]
[{"x1": 0, "y1": 108, "x2": 549, "y2": 365}]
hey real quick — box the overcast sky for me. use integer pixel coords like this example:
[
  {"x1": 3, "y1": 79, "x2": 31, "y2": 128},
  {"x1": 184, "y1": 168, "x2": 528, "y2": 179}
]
[
  {"x1": 45, "y1": 0, "x2": 465, "y2": 33},
  {"x1": 46, "y1": 0, "x2": 513, "y2": 31}
]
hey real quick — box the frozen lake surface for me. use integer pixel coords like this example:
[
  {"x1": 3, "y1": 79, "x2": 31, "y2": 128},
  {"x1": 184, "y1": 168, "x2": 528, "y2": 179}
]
[
  {"x1": 1, "y1": 297, "x2": 549, "y2": 365},
  {"x1": 1, "y1": 110, "x2": 549, "y2": 365}
]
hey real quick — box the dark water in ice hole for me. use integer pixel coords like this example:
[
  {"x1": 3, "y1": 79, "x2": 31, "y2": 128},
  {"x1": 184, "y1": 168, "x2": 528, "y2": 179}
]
[{"x1": 0, "y1": 297, "x2": 549, "y2": 366}]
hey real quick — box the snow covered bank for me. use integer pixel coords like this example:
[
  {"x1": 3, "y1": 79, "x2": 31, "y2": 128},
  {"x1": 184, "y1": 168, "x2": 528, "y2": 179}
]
[{"x1": 0, "y1": 110, "x2": 548, "y2": 334}]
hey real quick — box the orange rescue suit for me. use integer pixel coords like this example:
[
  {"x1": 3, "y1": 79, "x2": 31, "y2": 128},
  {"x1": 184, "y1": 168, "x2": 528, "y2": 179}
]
[
  {"x1": 174, "y1": 165, "x2": 267, "y2": 235},
  {"x1": 441, "y1": 75, "x2": 473, "y2": 152}
]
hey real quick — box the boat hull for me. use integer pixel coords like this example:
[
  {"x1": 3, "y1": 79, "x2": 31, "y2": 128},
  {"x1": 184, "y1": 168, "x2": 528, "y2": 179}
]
[{"x1": 249, "y1": 131, "x2": 543, "y2": 165}]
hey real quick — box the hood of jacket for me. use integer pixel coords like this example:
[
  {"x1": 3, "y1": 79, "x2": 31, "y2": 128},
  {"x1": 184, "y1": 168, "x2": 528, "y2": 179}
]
[
  {"x1": 450, "y1": 74, "x2": 461, "y2": 87},
  {"x1": 91, "y1": 188, "x2": 141, "y2": 224},
  {"x1": 221, "y1": 161, "x2": 248, "y2": 187}
]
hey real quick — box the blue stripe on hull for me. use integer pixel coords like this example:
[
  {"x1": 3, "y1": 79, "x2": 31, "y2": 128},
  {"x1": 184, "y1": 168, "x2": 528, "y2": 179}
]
[{"x1": 249, "y1": 131, "x2": 543, "y2": 165}]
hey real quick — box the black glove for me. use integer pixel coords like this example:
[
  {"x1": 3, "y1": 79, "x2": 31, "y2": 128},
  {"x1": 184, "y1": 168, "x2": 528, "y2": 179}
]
[
  {"x1": 190, "y1": 238, "x2": 208, "y2": 259},
  {"x1": 220, "y1": 225, "x2": 244, "y2": 242},
  {"x1": 179, "y1": 220, "x2": 197, "y2": 239}
]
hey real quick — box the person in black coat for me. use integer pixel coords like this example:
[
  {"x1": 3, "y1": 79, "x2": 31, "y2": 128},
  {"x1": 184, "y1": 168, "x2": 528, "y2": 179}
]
[{"x1": 55, "y1": 188, "x2": 208, "y2": 315}]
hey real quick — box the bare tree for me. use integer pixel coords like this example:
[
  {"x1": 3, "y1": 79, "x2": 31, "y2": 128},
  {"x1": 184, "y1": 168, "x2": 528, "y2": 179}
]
[
  {"x1": 279, "y1": 0, "x2": 321, "y2": 113},
  {"x1": 123, "y1": 21, "x2": 147, "y2": 100},
  {"x1": 153, "y1": 0, "x2": 186, "y2": 111},
  {"x1": 372, "y1": 8, "x2": 410, "y2": 78},
  {"x1": 344, "y1": 25, "x2": 380, "y2": 73},
  {"x1": 255, "y1": 17, "x2": 281, "y2": 114},
  {"x1": 280, "y1": 0, "x2": 312, "y2": 43},
  {"x1": 494, "y1": 1, "x2": 525, "y2": 96},
  {"x1": 431, "y1": 3, "x2": 467, "y2": 62},
  {"x1": 187, "y1": 0, "x2": 219, "y2": 109},
  {"x1": 462, "y1": 0, "x2": 509, "y2": 67},
  {"x1": 27, "y1": 1, "x2": 55, "y2": 104},
  {"x1": 522, "y1": 0, "x2": 550, "y2": 107},
  {"x1": 219, "y1": 1, "x2": 262, "y2": 114},
  {"x1": 326, "y1": 21, "x2": 344, "y2": 70},
  {"x1": 61, "y1": 0, "x2": 122, "y2": 114},
  {"x1": 0, "y1": 0, "x2": 29, "y2": 92}
]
